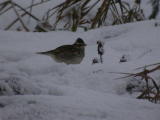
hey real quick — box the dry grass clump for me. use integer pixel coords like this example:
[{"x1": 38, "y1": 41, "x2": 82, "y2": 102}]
[
  {"x1": 48, "y1": 0, "x2": 144, "y2": 31},
  {"x1": 0, "y1": 0, "x2": 145, "y2": 32},
  {"x1": 113, "y1": 63, "x2": 160, "y2": 103}
]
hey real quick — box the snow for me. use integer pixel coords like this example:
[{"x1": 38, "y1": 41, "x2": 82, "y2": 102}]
[
  {"x1": 0, "y1": 93, "x2": 159, "y2": 120},
  {"x1": 0, "y1": 0, "x2": 160, "y2": 120},
  {"x1": 0, "y1": 20, "x2": 160, "y2": 120}
]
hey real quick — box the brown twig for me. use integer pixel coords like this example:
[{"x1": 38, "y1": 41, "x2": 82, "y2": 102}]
[
  {"x1": 0, "y1": 5, "x2": 12, "y2": 16},
  {"x1": 22, "y1": 0, "x2": 51, "y2": 10},
  {"x1": 91, "y1": 0, "x2": 111, "y2": 28},
  {"x1": 10, "y1": 0, "x2": 30, "y2": 31},
  {"x1": 112, "y1": 63, "x2": 160, "y2": 103},
  {"x1": 13, "y1": 1, "x2": 40, "y2": 21},
  {"x1": 27, "y1": 0, "x2": 34, "y2": 24},
  {"x1": 5, "y1": 12, "x2": 27, "y2": 30}
]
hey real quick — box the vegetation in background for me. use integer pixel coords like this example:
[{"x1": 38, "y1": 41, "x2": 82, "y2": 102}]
[
  {"x1": 0, "y1": 0, "x2": 145, "y2": 32},
  {"x1": 149, "y1": 0, "x2": 160, "y2": 19},
  {"x1": 46, "y1": 0, "x2": 145, "y2": 31}
]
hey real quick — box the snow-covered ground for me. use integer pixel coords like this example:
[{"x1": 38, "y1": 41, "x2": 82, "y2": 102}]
[
  {"x1": 0, "y1": 0, "x2": 160, "y2": 119},
  {"x1": 0, "y1": 20, "x2": 160, "y2": 120}
]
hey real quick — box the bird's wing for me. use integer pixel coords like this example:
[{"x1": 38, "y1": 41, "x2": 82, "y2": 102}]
[
  {"x1": 53, "y1": 45, "x2": 74, "y2": 54},
  {"x1": 37, "y1": 45, "x2": 80, "y2": 56}
]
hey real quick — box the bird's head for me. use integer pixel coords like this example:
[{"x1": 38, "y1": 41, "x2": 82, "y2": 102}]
[{"x1": 74, "y1": 38, "x2": 87, "y2": 47}]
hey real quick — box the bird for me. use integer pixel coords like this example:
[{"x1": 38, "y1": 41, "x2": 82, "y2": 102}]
[{"x1": 37, "y1": 38, "x2": 86, "y2": 64}]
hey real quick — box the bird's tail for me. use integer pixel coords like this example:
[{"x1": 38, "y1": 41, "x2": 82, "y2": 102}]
[{"x1": 36, "y1": 51, "x2": 48, "y2": 55}]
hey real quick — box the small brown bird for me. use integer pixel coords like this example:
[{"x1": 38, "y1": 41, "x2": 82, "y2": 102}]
[{"x1": 37, "y1": 38, "x2": 86, "y2": 64}]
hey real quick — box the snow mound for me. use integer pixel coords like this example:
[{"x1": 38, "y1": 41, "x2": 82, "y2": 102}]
[{"x1": 0, "y1": 20, "x2": 160, "y2": 120}]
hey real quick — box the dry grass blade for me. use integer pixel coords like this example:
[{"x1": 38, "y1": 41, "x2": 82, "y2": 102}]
[
  {"x1": 0, "y1": 1, "x2": 9, "y2": 11},
  {"x1": 4, "y1": 0, "x2": 41, "y2": 31},
  {"x1": 52, "y1": 0, "x2": 88, "y2": 31},
  {"x1": 111, "y1": 63, "x2": 160, "y2": 103},
  {"x1": 0, "y1": 0, "x2": 11, "y2": 16},
  {"x1": 0, "y1": 5, "x2": 12, "y2": 15},
  {"x1": 10, "y1": 1, "x2": 29, "y2": 31},
  {"x1": 5, "y1": 12, "x2": 27, "y2": 30},
  {"x1": 111, "y1": 0, "x2": 123, "y2": 24},
  {"x1": 91, "y1": 0, "x2": 111, "y2": 28},
  {"x1": 14, "y1": 2, "x2": 40, "y2": 21},
  {"x1": 81, "y1": 0, "x2": 99, "y2": 17},
  {"x1": 22, "y1": 0, "x2": 51, "y2": 10},
  {"x1": 28, "y1": 0, "x2": 34, "y2": 24},
  {"x1": 109, "y1": 71, "x2": 136, "y2": 80},
  {"x1": 109, "y1": 71, "x2": 134, "y2": 75},
  {"x1": 0, "y1": 0, "x2": 10, "y2": 7},
  {"x1": 135, "y1": 62, "x2": 160, "y2": 70}
]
